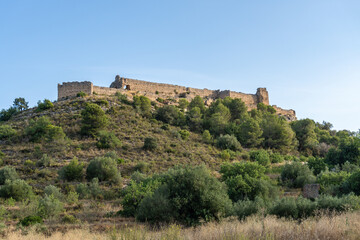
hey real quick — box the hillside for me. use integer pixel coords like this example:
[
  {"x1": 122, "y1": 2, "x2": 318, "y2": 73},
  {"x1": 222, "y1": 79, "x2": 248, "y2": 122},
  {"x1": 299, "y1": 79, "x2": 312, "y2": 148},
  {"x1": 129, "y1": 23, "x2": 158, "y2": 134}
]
[
  {"x1": 2, "y1": 95, "x2": 230, "y2": 181},
  {"x1": 0, "y1": 92, "x2": 359, "y2": 238}
]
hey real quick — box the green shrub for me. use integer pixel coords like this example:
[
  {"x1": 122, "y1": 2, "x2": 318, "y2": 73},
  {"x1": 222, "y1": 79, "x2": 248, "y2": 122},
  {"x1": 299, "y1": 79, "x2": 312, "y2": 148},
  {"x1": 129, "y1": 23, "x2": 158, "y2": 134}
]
[
  {"x1": 202, "y1": 130, "x2": 212, "y2": 143},
  {"x1": 0, "y1": 166, "x2": 19, "y2": 185},
  {"x1": 37, "y1": 195, "x2": 64, "y2": 218},
  {"x1": 155, "y1": 105, "x2": 185, "y2": 126},
  {"x1": 77, "y1": 91, "x2": 87, "y2": 97},
  {"x1": 0, "y1": 107, "x2": 18, "y2": 122},
  {"x1": 80, "y1": 103, "x2": 108, "y2": 136},
  {"x1": 216, "y1": 134, "x2": 241, "y2": 151},
  {"x1": 86, "y1": 157, "x2": 121, "y2": 184},
  {"x1": 250, "y1": 150, "x2": 271, "y2": 167},
  {"x1": 136, "y1": 186, "x2": 175, "y2": 224},
  {"x1": 133, "y1": 162, "x2": 150, "y2": 173},
  {"x1": 133, "y1": 95, "x2": 152, "y2": 117},
  {"x1": 25, "y1": 117, "x2": 65, "y2": 142},
  {"x1": 220, "y1": 162, "x2": 277, "y2": 202},
  {"x1": 96, "y1": 131, "x2": 121, "y2": 149},
  {"x1": 0, "y1": 125, "x2": 17, "y2": 140},
  {"x1": 316, "y1": 195, "x2": 344, "y2": 212},
  {"x1": 44, "y1": 185, "x2": 63, "y2": 200},
  {"x1": 61, "y1": 214, "x2": 79, "y2": 224},
  {"x1": 136, "y1": 165, "x2": 232, "y2": 226},
  {"x1": 281, "y1": 162, "x2": 316, "y2": 188},
  {"x1": 295, "y1": 197, "x2": 317, "y2": 218},
  {"x1": 121, "y1": 179, "x2": 161, "y2": 217},
  {"x1": 269, "y1": 198, "x2": 298, "y2": 219},
  {"x1": 270, "y1": 153, "x2": 284, "y2": 163},
  {"x1": 233, "y1": 197, "x2": 265, "y2": 220},
  {"x1": 75, "y1": 183, "x2": 89, "y2": 199},
  {"x1": 87, "y1": 178, "x2": 103, "y2": 199},
  {"x1": 115, "y1": 92, "x2": 130, "y2": 104},
  {"x1": 220, "y1": 150, "x2": 231, "y2": 161},
  {"x1": 96, "y1": 99, "x2": 109, "y2": 107},
  {"x1": 0, "y1": 151, "x2": 4, "y2": 165},
  {"x1": 66, "y1": 191, "x2": 79, "y2": 205},
  {"x1": 58, "y1": 158, "x2": 84, "y2": 181},
  {"x1": 178, "y1": 130, "x2": 190, "y2": 140},
  {"x1": 317, "y1": 170, "x2": 349, "y2": 193},
  {"x1": 0, "y1": 179, "x2": 34, "y2": 201},
  {"x1": 143, "y1": 137, "x2": 157, "y2": 151},
  {"x1": 37, "y1": 154, "x2": 53, "y2": 167},
  {"x1": 342, "y1": 170, "x2": 360, "y2": 195},
  {"x1": 130, "y1": 171, "x2": 147, "y2": 183},
  {"x1": 19, "y1": 215, "x2": 43, "y2": 226},
  {"x1": 36, "y1": 99, "x2": 54, "y2": 111},
  {"x1": 307, "y1": 157, "x2": 326, "y2": 175}
]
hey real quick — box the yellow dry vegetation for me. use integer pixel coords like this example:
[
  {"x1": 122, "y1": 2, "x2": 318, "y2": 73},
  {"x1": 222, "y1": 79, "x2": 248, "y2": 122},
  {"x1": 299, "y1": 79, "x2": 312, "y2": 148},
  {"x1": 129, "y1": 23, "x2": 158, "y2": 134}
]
[{"x1": 4, "y1": 211, "x2": 360, "y2": 240}]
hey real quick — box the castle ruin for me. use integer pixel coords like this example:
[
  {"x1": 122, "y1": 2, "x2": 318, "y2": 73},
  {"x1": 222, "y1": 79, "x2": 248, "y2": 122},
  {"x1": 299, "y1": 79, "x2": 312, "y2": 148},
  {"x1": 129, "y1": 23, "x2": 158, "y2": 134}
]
[{"x1": 58, "y1": 75, "x2": 296, "y2": 121}]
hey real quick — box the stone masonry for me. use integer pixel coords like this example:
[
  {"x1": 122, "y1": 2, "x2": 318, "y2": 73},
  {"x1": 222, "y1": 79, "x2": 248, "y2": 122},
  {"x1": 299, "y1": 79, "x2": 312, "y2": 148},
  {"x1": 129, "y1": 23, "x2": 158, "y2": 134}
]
[
  {"x1": 58, "y1": 75, "x2": 296, "y2": 120},
  {"x1": 303, "y1": 184, "x2": 320, "y2": 199}
]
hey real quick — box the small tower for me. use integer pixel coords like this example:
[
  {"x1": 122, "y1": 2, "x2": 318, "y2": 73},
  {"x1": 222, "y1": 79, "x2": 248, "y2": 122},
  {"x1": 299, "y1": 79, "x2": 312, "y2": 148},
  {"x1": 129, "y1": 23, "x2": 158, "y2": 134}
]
[
  {"x1": 256, "y1": 88, "x2": 269, "y2": 105},
  {"x1": 110, "y1": 75, "x2": 125, "y2": 89}
]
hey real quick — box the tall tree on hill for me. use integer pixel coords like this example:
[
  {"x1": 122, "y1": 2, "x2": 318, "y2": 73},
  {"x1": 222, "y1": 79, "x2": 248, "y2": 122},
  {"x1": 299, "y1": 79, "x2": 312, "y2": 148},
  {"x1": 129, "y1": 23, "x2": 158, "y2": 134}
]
[
  {"x1": 13, "y1": 97, "x2": 28, "y2": 112},
  {"x1": 80, "y1": 103, "x2": 108, "y2": 137}
]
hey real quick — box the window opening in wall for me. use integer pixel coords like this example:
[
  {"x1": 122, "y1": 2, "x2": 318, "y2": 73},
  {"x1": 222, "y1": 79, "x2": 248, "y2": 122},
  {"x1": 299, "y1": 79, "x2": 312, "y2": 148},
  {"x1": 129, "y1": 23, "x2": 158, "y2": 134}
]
[{"x1": 125, "y1": 85, "x2": 131, "y2": 90}]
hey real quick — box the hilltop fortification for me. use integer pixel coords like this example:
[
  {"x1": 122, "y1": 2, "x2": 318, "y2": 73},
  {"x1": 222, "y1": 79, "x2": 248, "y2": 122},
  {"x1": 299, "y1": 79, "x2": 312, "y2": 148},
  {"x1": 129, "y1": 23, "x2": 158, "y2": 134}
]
[{"x1": 58, "y1": 75, "x2": 296, "y2": 120}]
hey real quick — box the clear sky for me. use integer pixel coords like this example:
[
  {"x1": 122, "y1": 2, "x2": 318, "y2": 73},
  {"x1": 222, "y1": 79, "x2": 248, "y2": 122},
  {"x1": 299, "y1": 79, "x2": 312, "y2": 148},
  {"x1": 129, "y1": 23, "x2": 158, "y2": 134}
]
[{"x1": 0, "y1": 0, "x2": 359, "y2": 131}]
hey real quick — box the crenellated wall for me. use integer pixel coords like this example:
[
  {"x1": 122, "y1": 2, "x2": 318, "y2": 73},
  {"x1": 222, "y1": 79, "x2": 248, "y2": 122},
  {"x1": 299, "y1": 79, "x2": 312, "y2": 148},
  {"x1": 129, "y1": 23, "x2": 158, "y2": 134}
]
[
  {"x1": 57, "y1": 75, "x2": 296, "y2": 120},
  {"x1": 58, "y1": 81, "x2": 93, "y2": 100}
]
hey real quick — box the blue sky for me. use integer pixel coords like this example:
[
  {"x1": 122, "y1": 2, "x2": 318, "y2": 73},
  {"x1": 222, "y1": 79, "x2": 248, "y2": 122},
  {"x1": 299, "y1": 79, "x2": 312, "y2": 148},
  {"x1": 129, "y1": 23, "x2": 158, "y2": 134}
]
[{"x1": 0, "y1": 0, "x2": 359, "y2": 131}]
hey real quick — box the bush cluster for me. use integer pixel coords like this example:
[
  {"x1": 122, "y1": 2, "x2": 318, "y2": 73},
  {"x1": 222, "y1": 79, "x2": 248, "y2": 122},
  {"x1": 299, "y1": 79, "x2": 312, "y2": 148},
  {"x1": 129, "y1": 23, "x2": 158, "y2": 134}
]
[
  {"x1": 25, "y1": 117, "x2": 65, "y2": 142},
  {"x1": 86, "y1": 157, "x2": 121, "y2": 184},
  {"x1": 122, "y1": 165, "x2": 232, "y2": 226},
  {"x1": 281, "y1": 162, "x2": 316, "y2": 188},
  {"x1": 0, "y1": 125, "x2": 17, "y2": 140},
  {"x1": 96, "y1": 131, "x2": 121, "y2": 149},
  {"x1": 58, "y1": 158, "x2": 84, "y2": 181},
  {"x1": 36, "y1": 99, "x2": 54, "y2": 111}
]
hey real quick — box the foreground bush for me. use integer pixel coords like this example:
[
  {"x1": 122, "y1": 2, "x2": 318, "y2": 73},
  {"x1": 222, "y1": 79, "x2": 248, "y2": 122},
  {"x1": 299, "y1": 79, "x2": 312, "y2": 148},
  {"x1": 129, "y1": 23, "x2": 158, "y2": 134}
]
[
  {"x1": 0, "y1": 166, "x2": 19, "y2": 185},
  {"x1": 80, "y1": 103, "x2": 108, "y2": 136},
  {"x1": 44, "y1": 185, "x2": 64, "y2": 200},
  {"x1": 36, "y1": 99, "x2": 54, "y2": 111},
  {"x1": 281, "y1": 162, "x2": 316, "y2": 188},
  {"x1": 233, "y1": 197, "x2": 265, "y2": 220},
  {"x1": 0, "y1": 125, "x2": 17, "y2": 140},
  {"x1": 37, "y1": 195, "x2": 64, "y2": 218},
  {"x1": 96, "y1": 131, "x2": 121, "y2": 149},
  {"x1": 25, "y1": 117, "x2": 65, "y2": 142},
  {"x1": 121, "y1": 179, "x2": 161, "y2": 217},
  {"x1": 0, "y1": 179, "x2": 34, "y2": 201},
  {"x1": 58, "y1": 158, "x2": 84, "y2": 181},
  {"x1": 220, "y1": 162, "x2": 278, "y2": 202},
  {"x1": 143, "y1": 137, "x2": 157, "y2": 151},
  {"x1": 19, "y1": 215, "x2": 43, "y2": 227},
  {"x1": 86, "y1": 157, "x2": 121, "y2": 184},
  {"x1": 266, "y1": 195, "x2": 360, "y2": 220},
  {"x1": 136, "y1": 165, "x2": 232, "y2": 226},
  {"x1": 342, "y1": 170, "x2": 360, "y2": 195},
  {"x1": 250, "y1": 149, "x2": 271, "y2": 167},
  {"x1": 216, "y1": 134, "x2": 241, "y2": 151}
]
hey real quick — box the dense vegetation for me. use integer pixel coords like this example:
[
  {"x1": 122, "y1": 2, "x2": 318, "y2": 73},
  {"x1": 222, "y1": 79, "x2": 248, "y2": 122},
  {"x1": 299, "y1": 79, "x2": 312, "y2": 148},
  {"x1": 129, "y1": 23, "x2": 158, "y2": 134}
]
[{"x1": 0, "y1": 91, "x2": 359, "y2": 233}]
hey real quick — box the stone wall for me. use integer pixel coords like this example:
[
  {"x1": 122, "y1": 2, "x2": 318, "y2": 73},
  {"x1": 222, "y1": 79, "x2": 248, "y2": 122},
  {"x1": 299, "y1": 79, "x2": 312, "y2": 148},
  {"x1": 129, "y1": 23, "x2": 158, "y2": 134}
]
[
  {"x1": 93, "y1": 86, "x2": 122, "y2": 96},
  {"x1": 303, "y1": 184, "x2": 320, "y2": 199},
  {"x1": 109, "y1": 75, "x2": 267, "y2": 109},
  {"x1": 58, "y1": 81, "x2": 93, "y2": 100},
  {"x1": 273, "y1": 105, "x2": 297, "y2": 121},
  {"x1": 57, "y1": 75, "x2": 297, "y2": 121}
]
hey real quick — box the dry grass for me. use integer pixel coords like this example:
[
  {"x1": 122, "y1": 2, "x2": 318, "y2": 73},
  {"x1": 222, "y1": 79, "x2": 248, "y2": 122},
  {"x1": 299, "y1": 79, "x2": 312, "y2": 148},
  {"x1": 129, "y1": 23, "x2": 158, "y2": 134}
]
[{"x1": 4, "y1": 211, "x2": 360, "y2": 240}]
